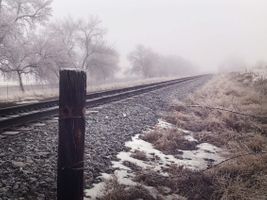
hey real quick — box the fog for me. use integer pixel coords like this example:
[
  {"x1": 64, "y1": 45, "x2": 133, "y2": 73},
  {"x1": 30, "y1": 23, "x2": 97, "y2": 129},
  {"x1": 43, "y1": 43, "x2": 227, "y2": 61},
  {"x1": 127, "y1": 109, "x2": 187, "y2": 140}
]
[
  {"x1": 52, "y1": 0, "x2": 267, "y2": 72},
  {"x1": 1, "y1": 0, "x2": 267, "y2": 90}
]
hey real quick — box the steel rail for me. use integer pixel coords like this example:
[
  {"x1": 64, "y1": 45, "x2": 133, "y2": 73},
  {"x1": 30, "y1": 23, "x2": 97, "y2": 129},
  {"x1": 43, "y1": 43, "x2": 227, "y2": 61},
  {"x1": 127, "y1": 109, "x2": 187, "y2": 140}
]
[
  {"x1": 0, "y1": 75, "x2": 205, "y2": 132},
  {"x1": 0, "y1": 78, "x2": 185, "y2": 117}
]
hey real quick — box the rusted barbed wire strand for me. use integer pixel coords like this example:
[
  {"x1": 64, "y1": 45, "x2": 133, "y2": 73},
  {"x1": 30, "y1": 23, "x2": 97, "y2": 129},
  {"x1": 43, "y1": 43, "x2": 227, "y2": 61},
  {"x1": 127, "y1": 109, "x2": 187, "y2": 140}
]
[
  {"x1": 202, "y1": 151, "x2": 267, "y2": 172},
  {"x1": 187, "y1": 104, "x2": 266, "y2": 119}
]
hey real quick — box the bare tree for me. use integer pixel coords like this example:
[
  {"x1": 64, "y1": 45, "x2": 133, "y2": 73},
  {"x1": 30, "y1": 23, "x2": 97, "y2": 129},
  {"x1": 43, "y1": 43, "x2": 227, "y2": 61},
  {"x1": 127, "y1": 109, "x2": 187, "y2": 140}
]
[
  {"x1": 0, "y1": 0, "x2": 52, "y2": 91},
  {"x1": 76, "y1": 17, "x2": 105, "y2": 71},
  {"x1": 1, "y1": 4, "x2": 119, "y2": 88},
  {"x1": 37, "y1": 17, "x2": 119, "y2": 83},
  {"x1": 128, "y1": 45, "x2": 159, "y2": 78},
  {"x1": 0, "y1": 34, "x2": 38, "y2": 92},
  {"x1": 0, "y1": 0, "x2": 52, "y2": 44},
  {"x1": 128, "y1": 45, "x2": 196, "y2": 78},
  {"x1": 31, "y1": 32, "x2": 74, "y2": 82},
  {"x1": 87, "y1": 44, "x2": 119, "y2": 81}
]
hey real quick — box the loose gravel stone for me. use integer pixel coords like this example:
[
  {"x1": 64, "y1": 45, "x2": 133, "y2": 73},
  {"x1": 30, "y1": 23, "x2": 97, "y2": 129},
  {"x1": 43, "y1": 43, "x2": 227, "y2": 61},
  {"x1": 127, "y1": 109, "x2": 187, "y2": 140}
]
[{"x1": 0, "y1": 76, "x2": 210, "y2": 199}]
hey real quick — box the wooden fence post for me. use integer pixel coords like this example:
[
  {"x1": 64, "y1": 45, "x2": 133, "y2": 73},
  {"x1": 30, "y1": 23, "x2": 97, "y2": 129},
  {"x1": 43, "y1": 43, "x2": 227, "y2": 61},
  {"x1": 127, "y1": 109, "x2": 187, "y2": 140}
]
[{"x1": 57, "y1": 69, "x2": 86, "y2": 200}]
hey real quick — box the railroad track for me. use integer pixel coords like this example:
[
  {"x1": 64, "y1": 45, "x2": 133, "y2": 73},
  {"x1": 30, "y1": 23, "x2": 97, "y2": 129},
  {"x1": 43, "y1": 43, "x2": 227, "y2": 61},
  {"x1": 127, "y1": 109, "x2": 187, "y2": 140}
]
[{"x1": 0, "y1": 75, "x2": 205, "y2": 132}]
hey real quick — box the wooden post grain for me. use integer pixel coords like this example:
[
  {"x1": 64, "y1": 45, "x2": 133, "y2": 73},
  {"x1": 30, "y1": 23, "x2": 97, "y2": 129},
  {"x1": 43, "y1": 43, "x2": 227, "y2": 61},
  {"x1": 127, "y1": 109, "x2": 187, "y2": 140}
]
[{"x1": 57, "y1": 69, "x2": 86, "y2": 200}]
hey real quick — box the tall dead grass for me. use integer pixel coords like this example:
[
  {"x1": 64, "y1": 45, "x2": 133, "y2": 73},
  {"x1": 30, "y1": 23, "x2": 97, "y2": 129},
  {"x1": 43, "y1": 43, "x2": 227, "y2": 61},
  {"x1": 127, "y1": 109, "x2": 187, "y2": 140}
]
[
  {"x1": 139, "y1": 72, "x2": 267, "y2": 199},
  {"x1": 99, "y1": 176, "x2": 156, "y2": 200},
  {"x1": 100, "y1": 72, "x2": 267, "y2": 200},
  {"x1": 141, "y1": 128, "x2": 198, "y2": 154},
  {"x1": 161, "y1": 72, "x2": 267, "y2": 199}
]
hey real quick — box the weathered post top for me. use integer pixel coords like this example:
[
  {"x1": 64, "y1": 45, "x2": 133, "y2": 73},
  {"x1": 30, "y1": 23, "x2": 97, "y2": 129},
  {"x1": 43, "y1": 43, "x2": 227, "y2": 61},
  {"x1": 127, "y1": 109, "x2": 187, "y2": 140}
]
[
  {"x1": 59, "y1": 69, "x2": 87, "y2": 114},
  {"x1": 57, "y1": 69, "x2": 86, "y2": 200}
]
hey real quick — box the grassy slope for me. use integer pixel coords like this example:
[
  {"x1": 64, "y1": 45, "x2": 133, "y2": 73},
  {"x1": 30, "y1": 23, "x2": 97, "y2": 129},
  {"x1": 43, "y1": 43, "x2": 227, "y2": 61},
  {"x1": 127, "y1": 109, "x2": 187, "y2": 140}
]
[
  {"x1": 100, "y1": 72, "x2": 267, "y2": 200},
  {"x1": 160, "y1": 72, "x2": 267, "y2": 199}
]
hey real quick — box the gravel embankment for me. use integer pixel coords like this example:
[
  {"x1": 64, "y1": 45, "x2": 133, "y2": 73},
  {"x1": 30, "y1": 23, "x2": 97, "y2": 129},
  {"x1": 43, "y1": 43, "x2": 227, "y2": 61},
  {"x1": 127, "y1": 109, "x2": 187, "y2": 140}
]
[{"x1": 0, "y1": 76, "x2": 210, "y2": 200}]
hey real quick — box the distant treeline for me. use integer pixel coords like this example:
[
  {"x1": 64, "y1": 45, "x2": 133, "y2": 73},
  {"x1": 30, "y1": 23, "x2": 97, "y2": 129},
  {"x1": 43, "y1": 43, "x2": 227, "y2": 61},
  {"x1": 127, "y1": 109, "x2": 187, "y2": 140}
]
[
  {"x1": 128, "y1": 45, "x2": 196, "y2": 78},
  {"x1": 0, "y1": 0, "x2": 196, "y2": 92}
]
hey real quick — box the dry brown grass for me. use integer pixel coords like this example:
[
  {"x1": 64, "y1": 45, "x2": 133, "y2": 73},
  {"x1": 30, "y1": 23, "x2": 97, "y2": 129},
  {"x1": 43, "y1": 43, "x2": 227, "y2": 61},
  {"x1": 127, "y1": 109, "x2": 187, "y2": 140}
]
[
  {"x1": 137, "y1": 72, "x2": 267, "y2": 199},
  {"x1": 131, "y1": 152, "x2": 267, "y2": 200},
  {"x1": 165, "y1": 73, "x2": 267, "y2": 148},
  {"x1": 134, "y1": 165, "x2": 215, "y2": 200},
  {"x1": 122, "y1": 161, "x2": 142, "y2": 172},
  {"x1": 100, "y1": 72, "x2": 267, "y2": 200},
  {"x1": 162, "y1": 72, "x2": 267, "y2": 199},
  {"x1": 130, "y1": 150, "x2": 149, "y2": 161},
  {"x1": 99, "y1": 176, "x2": 157, "y2": 200},
  {"x1": 134, "y1": 170, "x2": 170, "y2": 188},
  {"x1": 210, "y1": 153, "x2": 267, "y2": 200},
  {"x1": 141, "y1": 128, "x2": 198, "y2": 154}
]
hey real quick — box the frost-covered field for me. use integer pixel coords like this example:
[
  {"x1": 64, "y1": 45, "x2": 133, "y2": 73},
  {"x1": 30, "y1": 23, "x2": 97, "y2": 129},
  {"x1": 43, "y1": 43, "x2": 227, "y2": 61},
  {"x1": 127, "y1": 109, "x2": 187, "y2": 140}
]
[{"x1": 0, "y1": 77, "x2": 177, "y2": 104}]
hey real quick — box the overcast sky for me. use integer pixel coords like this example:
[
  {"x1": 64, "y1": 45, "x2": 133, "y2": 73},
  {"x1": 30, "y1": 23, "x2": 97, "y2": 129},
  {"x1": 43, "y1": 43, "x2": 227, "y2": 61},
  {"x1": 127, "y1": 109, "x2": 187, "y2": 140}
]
[{"x1": 51, "y1": 0, "x2": 267, "y2": 72}]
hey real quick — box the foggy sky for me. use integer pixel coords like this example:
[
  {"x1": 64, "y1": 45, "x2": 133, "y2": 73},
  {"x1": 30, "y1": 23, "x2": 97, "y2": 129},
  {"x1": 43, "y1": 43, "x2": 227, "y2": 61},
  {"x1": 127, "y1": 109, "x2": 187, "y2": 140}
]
[{"x1": 52, "y1": 0, "x2": 267, "y2": 72}]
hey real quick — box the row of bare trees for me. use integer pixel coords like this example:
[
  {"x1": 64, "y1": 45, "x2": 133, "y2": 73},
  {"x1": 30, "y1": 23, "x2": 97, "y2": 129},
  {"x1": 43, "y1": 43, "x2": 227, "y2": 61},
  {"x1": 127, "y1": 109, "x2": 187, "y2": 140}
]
[
  {"x1": 36, "y1": 17, "x2": 119, "y2": 83},
  {"x1": 0, "y1": 0, "x2": 119, "y2": 92},
  {"x1": 128, "y1": 45, "x2": 196, "y2": 78},
  {"x1": 0, "y1": 0, "x2": 197, "y2": 92}
]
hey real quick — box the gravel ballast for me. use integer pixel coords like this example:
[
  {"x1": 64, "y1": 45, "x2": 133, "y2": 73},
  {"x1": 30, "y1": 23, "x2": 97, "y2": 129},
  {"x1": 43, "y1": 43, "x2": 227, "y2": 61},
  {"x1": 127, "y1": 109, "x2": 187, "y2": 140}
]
[{"x1": 0, "y1": 76, "x2": 210, "y2": 200}]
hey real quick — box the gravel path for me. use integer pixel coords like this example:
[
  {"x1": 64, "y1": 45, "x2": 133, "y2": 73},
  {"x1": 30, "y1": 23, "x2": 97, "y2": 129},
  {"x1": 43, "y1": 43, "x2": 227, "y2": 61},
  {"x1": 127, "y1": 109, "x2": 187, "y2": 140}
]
[{"x1": 0, "y1": 76, "x2": 210, "y2": 200}]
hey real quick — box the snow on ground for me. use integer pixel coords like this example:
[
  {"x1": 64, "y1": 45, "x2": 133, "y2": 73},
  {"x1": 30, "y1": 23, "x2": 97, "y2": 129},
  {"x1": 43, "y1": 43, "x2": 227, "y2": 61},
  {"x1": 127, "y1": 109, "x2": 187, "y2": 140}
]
[{"x1": 84, "y1": 119, "x2": 225, "y2": 200}]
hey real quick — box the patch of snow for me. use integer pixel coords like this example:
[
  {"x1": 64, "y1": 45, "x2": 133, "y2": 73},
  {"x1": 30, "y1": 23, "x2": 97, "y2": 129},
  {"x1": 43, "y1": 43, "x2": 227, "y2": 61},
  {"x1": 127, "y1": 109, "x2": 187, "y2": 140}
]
[
  {"x1": 184, "y1": 134, "x2": 198, "y2": 142},
  {"x1": 85, "y1": 173, "x2": 111, "y2": 199},
  {"x1": 181, "y1": 143, "x2": 224, "y2": 169},
  {"x1": 84, "y1": 118, "x2": 226, "y2": 199},
  {"x1": 157, "y1": 119, "x2": 174, "y2": 129}
]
